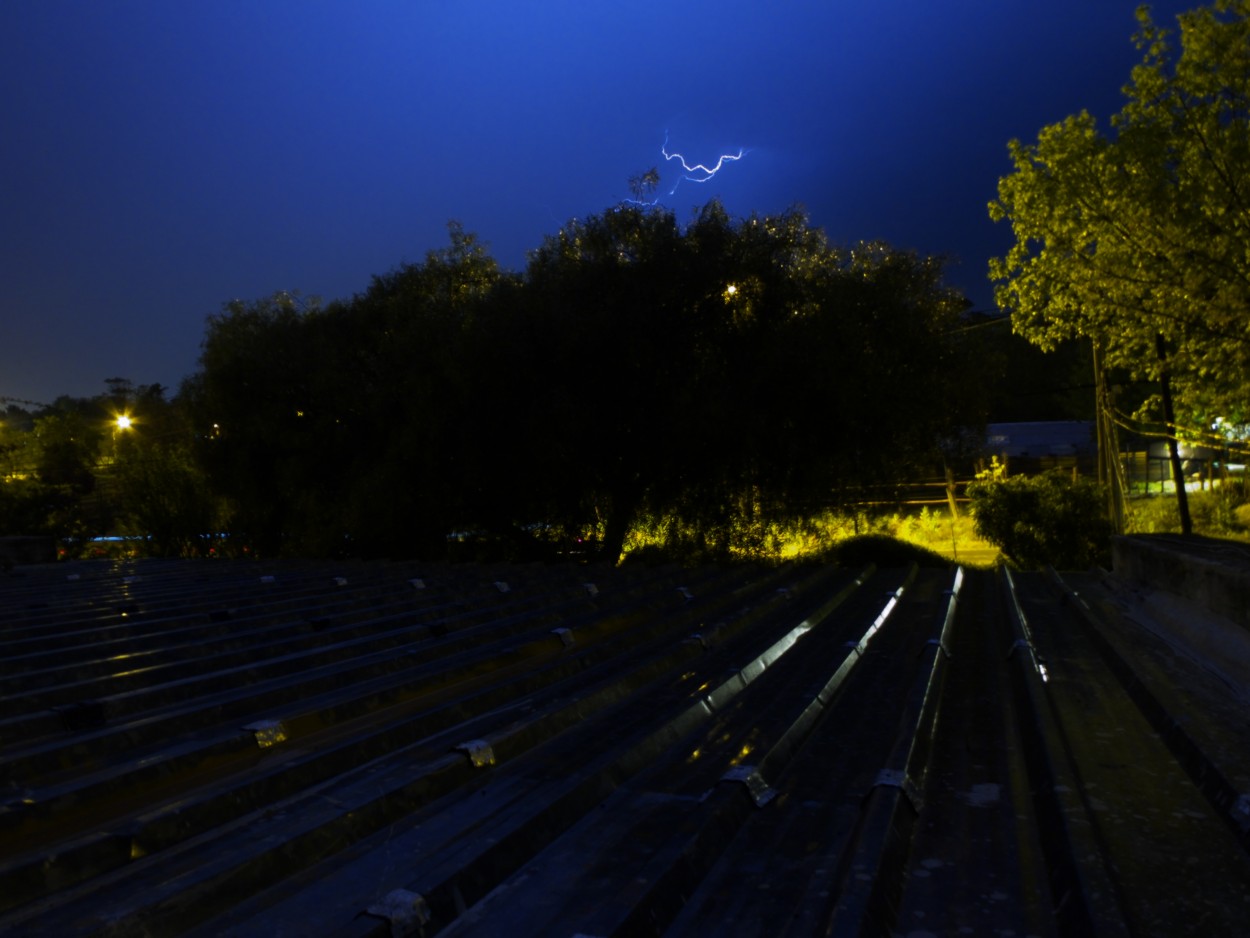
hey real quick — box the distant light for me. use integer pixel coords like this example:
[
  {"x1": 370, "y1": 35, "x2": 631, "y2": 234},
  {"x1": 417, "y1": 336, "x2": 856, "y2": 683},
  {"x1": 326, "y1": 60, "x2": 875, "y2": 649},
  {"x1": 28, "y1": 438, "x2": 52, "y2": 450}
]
[
  {"x1": 115, "y1": 414, "x2": 132, "y2": 430},
  {"x1": 725, "y1": 283, "x2": 737, "y2": 295}
]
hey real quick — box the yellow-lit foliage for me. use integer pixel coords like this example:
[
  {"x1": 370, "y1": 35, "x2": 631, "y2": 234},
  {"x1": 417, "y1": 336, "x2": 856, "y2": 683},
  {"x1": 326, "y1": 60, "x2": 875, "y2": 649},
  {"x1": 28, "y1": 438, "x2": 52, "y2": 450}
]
[{"x1": 620, "y1": 504, "x2": 992, "y2": 565}]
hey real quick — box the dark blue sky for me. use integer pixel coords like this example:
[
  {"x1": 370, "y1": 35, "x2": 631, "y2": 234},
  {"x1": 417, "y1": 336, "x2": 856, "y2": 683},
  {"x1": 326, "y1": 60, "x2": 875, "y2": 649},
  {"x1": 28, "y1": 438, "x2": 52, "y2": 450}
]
[{"x1": 2, "y1": 1, "x2": 1197, "y2": 405}]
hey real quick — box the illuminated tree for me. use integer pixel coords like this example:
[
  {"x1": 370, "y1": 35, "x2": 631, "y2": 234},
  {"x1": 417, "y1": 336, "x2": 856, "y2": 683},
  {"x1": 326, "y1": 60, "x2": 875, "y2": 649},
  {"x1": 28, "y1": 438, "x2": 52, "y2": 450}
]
[{"x1": 990, "y1": 0, "x2": 1250, "y2": 534}]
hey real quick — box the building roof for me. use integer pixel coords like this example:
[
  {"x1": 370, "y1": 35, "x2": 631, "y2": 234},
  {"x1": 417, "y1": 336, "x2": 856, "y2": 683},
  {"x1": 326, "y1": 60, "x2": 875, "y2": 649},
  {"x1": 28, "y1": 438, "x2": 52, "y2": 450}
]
[{"x1": 1, "y1": 547, "x2": 1248, "y2": 935}]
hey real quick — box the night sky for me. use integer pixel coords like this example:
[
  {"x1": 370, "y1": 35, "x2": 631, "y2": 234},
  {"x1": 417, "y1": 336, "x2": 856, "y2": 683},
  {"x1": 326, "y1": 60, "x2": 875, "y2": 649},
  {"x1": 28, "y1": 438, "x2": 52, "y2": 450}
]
[{"x1": 2, "y1": 1, "x2": 1197, "y2": 405}]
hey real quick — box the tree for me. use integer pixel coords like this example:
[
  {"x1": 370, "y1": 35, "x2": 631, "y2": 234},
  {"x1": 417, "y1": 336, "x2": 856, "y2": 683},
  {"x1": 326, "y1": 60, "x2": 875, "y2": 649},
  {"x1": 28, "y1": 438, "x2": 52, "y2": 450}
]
[
  {"x1": 186, "y1": 291, "x2": 327, "y2": 553},
  {"x1": 184, "y1": 207, "x2": 979, "y2": 563},
  {"x1": 519, "y1": 203, "x2": 978, "y2": 562},
  {"x1": 111, "y1": 388, "x2": 225, "y2": 557},
  {"x1": 186, "y1": 227, "x2": 506, "y2": 558},
  {"x1": 341, "y1": 223, "x2": 505, "y2": 557},
  {"x1": 627, "y1": 167, "x2": 661, "y2": 204},
  {"x1": 968, "y1": 471, "x2": 1112, "y2": 569},
  {"x1": 989, "y1": 0, "x2": 1250, "y2": 535}
]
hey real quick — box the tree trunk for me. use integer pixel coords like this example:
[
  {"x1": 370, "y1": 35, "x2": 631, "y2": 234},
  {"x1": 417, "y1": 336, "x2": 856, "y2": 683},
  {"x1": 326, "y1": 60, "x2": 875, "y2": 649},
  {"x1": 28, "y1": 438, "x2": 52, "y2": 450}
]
[
  {"x1": 1156, "y1": 334, "x2": 1192, "y2": 536},
  {"x1": 943, "y1": 462, "x2": 960, "y2": 520},
  {"x1": 1092, "y1": 341, "x2": 1125, "y2": 534},
  {"x1": 598, "y1": 482, "x2": 641, "y2": 565}
]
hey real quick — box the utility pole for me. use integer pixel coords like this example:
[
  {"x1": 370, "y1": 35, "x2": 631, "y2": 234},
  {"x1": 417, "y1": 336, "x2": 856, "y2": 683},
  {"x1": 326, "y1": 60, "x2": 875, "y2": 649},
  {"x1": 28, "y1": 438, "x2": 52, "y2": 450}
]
[{"x1": 1092, "y1": 342, "x2": 1125, "y2": 535}]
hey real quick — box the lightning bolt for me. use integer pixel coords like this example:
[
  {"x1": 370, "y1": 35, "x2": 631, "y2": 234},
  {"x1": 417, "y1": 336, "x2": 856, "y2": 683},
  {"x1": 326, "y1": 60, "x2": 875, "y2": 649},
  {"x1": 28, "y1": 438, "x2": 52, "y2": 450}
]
[
  {"x1": 622, "y1": 133, "x2": 747, "y2": 206},
  {"x1": 661, "y1": 133, "x2": 745, "y2": 187}
]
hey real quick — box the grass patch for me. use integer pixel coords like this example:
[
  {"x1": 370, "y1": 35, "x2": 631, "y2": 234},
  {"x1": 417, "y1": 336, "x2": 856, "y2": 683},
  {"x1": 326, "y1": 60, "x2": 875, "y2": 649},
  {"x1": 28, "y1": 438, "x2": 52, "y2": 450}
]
[
  {"x1": 829, "y1": 534, "x2": 953, "y2": 569},
  {"x1": 619, "y1": 504, "x2": 998, "y2": 567}
]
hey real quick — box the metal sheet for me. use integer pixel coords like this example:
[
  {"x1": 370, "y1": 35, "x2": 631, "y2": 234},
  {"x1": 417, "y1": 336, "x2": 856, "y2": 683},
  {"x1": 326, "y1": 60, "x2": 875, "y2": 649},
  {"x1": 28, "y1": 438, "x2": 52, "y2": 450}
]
[{"x1": 365, "y1": 889, "x2": 430, "y2": 938}]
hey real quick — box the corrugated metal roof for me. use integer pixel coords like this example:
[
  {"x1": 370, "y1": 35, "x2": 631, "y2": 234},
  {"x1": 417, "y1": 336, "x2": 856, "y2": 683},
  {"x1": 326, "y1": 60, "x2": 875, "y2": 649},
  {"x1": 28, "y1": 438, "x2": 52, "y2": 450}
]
[{"x1": 1, "y1": 549, "x2": 1247, "y2": 935}]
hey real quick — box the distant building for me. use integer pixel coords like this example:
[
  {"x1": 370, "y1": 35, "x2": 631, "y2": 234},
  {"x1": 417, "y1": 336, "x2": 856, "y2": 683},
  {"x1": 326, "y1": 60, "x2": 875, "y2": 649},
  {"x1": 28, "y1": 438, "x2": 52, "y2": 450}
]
[{"x1": 985, "y1": 421, "x2": 1095, "y2": 472}]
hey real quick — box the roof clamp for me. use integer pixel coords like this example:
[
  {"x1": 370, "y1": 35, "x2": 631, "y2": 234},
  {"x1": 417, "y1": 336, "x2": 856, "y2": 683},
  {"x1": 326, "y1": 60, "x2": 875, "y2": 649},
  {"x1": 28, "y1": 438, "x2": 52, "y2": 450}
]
[
  {"x1": 684, "y1": 633, "x2": 708, "y2": 650},
  {"x1": 677, "y1": 586, "x2": 694, "y2": 601},
  {"x1": 924, "y1": 637, "x2": 952, "y2": 660},
  {"x1": 494, "y1": 580, "x2": 511, "y2": 593},
  {"x1": 552, "y1": 627, "x2": 575, "y2": 648},
  {"x1": 244, "y1": 719, "x2": 288, "y2": 749},
  {"x1": 583, "y1": 582, "x2": 599, "y2": 597},
  {"x1": 1006, "y1": 637, "x2": 1033, "y2": 660},
  {"x1": 722, "y1": 764, "x2": 777, "y2": 807},
  {"x1": 333, "y1": 576, "x2": 348, "y2": 587},
  {"x1": 365, "y1": 889, "x2": 431, "y2": 938},
  {"x1": 409, "y1": 578, "x2": 426, "y2": 590},
  {"x1": 874, "y1": 768, "x2": 924, "y2": 813},
  {"x1": 456, "y1": 739, "x2": 496, "y2": 768}
]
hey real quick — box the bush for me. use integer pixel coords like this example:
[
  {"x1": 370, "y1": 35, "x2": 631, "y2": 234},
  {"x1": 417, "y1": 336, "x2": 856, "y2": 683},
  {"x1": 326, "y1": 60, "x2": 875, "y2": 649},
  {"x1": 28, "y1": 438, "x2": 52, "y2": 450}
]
[
  {"x1": 1127, "y1": 484, "x2": 1250, "y2": 538},
  {"x1": 968, "y1": 471, "x2": 1111, "y2": 569}
]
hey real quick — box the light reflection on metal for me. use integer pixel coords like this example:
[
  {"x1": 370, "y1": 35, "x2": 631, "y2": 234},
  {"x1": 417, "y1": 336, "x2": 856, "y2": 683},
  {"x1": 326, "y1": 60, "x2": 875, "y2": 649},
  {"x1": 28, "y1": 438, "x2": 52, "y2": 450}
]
[{"x1": 1003, "y1": 568, "x2": 1048, "y2": 683}]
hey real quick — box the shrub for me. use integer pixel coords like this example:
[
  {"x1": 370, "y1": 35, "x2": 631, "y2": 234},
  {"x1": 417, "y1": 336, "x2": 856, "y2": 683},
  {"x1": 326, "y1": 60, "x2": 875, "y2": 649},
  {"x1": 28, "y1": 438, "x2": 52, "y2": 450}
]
[{"x1": 968, "y1": 471, "x2": 1111, "y2": 569}]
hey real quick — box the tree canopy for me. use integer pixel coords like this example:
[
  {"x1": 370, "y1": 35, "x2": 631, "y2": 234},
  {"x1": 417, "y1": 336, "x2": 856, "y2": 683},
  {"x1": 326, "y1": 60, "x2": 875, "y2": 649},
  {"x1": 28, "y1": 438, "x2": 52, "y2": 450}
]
[
  {"x1": 989, "y1": 0, "x2": 1250, "y2": 427},
  {"x1": 184, "y1": 203, "x2": 982, "y2": 561}
]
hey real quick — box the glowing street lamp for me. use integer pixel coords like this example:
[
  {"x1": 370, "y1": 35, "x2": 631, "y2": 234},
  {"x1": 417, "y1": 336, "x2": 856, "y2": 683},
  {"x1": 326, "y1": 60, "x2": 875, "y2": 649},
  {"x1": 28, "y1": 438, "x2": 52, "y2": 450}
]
[{"x1": 115, "y1": 414, "x2": 133, "y2": 431}]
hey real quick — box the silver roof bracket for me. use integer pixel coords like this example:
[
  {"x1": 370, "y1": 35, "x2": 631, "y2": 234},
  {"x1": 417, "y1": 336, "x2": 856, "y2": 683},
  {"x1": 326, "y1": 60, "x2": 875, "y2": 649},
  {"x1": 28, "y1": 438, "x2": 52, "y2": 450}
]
[
  {"x1": 552, "y1": 627, "x2": 575, "y2": 648},
  {"x1": 722, "y1": 764, "x2": 777, "y2": 807},
  {"x1": 244, "y1": 719, "x2": 288, "y2": 749},
  {"x1": 925, "y1": 637, "x2": 952, "y2": 660},
  {"x1": 365, "y1": 888, "x2": 431, "y2": 938},
  {"x1": 583, "y1": 582, "x2": 599, "y2": 597},
  {"x1": 494, "y1": 580, "x2": 511, "y2": 593},
  {"x1": 456, "y1": 739, "x2": 496, "y2": 768},
  {"x1": 874, "y1": 768, "x2": 923, "y2": 813}
]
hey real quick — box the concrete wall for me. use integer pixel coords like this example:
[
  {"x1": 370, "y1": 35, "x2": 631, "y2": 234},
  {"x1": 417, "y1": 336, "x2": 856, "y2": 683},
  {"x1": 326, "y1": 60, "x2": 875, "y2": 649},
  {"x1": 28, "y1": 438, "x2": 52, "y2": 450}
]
[
  {"x1": 1112, "y1": 536, "x2": 1250, "y2": 630},
  {"x1": 1111, "y1": 535, "x2": 1250, "y2": 694}
]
